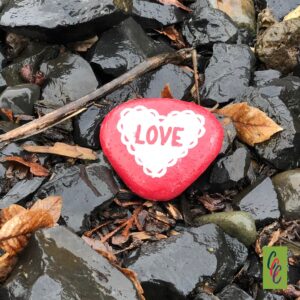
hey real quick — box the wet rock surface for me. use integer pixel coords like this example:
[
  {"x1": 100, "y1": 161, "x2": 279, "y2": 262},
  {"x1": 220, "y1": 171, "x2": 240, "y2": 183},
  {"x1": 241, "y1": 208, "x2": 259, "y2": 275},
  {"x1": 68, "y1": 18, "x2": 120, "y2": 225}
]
[
  {"x1": 201, "y1": 43, "x2": 255, "y2": 103},
  {"x1": 234, "y1": 177, "x2": 280, "y2": 226},
  {"x1": 182, "y1": 6, "x2": 238, "y2": 48},
  {"x1": 90, "y1": 17, "x2": 172, "y2": 77},
  {"x1": 217, "y1": 284, "x2": 253, "y2": 300},
  {"x1": 125, "y1": 224, "x2": 248, "y2": 299},
  {"x1": 34, "y1": 157, "x2": 119, "y2": 233},
  {"x1": 0, "y1": 84, "x2": 40, "y2": 116},
  {"x1": 0, "y1": 226, "x2": 138, "y2": 300},
  {"x1": 272, "y1": 169, "x2": 300, "y2": 220}
]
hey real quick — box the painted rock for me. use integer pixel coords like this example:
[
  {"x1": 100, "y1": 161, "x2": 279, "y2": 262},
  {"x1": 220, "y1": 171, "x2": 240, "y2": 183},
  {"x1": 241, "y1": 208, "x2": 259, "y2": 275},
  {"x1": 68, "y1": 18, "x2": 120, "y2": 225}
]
[{"x1": 100, "y1": 98, "x2": 223, "y2": 201}]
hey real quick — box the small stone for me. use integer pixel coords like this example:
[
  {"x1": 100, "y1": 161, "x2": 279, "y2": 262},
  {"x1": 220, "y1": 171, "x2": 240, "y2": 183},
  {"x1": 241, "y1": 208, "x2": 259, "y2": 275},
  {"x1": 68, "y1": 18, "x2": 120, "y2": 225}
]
[
  {"x1": 40, "y1": 52, "x2": 98, "y2": 106},
  {"x1": 182, "y1": 6, "x2": 238, "y2": 48},
  {"x1": 234, "y1": 177, "x2": 280, "y2": 226},
  {"x1": 0, "y1": 84, "x2": 40, "y2": 116},
  {"x1": 100, "y1": 98, "x2": 223, "y2": 201},
  {"x1": 256, "y1": 18, "x2": 300, "y2": 74},
  {"x1": 209, "y1": 148, "x2": 252, "y2": 191},
  {"x1": 272, "y1": 169, "x2": 300, "y2": 220},
  {"x1": 217, "y1": 284, "x2": 254, "y2": 300},
  {"x1": 254, "y1": 70, "x2": 282, "y2": 87},
  {"x1": 0, "y1": 226, "x2": 138, "y2": 299},
  {"x1": 34, "y1": 157, "x2": 119, "y2": 233},
  {"x1": 125, "y1": 224, "x2": 248, "y2": 298},
  {"x1": 201, "y1": 43, "x2": 255, "y2": 104},
  {"x1": 194, "y1": 211, "x2": 257, "y2": 246},
  {"x1": 263, "y1": 0, "x2": 300, "y2": 21},
  {"x1": 90, "y1": 17, "x2": 172, "y2": 77}
]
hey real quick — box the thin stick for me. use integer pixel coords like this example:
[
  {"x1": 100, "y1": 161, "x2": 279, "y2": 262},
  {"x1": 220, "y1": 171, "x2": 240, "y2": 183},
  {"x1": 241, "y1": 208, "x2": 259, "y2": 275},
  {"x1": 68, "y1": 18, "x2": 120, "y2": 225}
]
[
  {"x1": 192, "y1": 49, "x2": 200, "y2": 105},
  {"x1": 0, "y1": 49, "x2": 192, "y2": 144}
]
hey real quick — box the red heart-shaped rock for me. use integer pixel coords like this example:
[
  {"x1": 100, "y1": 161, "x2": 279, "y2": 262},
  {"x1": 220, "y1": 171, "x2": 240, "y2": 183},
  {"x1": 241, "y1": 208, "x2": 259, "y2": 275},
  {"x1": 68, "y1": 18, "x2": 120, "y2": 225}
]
[{"x1": 100, "y1": 98, "x2": 223, "y2": 201}]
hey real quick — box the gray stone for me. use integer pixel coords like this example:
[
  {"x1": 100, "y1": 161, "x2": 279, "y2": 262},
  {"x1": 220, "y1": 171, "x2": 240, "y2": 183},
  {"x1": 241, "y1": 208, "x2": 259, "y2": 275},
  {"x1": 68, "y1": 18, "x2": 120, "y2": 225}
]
[
  {"x1": 263, "y1": 0, "x2": 300, "y2": 21},
  {"x1": 272, "y1": 169, "x2": 300, "y2": 220},
  {"x1": 254, "y1": 70, "x2": 281, "y2": 87},
  {"x1": 125, "y1": 224, "x2": 248, "y2": 298},
  {"x1": 217, "y1": 284, "x2": 253, "y2": 300},
  {"x1": 0, "y1": 226, "x2": 138, "y2": 299},
  {"x1": 201, "y1": 43, "x2": 255, "y2": 103}
]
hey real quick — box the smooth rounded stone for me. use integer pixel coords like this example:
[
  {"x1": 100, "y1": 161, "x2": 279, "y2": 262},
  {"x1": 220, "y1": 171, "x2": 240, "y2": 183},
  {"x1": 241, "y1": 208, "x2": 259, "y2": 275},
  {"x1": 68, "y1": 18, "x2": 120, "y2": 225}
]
[
  {"x1": 125, "y1": 224, "x2": 248, "y2": 298},
  {"x1": 256, "y1": 290, "x2": 286, "y2": 300},
  {"x1": 262, "y1": 0, "x2": 300, "y2": 21},
  {"x1": 201, "y1": 43, "x2": 255, "y2": 104},
  {"x1": 209, "y1": 148, "x2": 251, "y2": 191},
  {"x1": 253, "y1": 69, "x2": 281, "y2": 87},
  {"x1": 217, "y1": 284, "x2": 253, "y2": 300},
  {"x1": 106, "y1": 63, "x2": 194, "y2": 101},
  {"x1": 130, "y1": 0, "x2": 187, "y2": 28},
  {"x1": 34, "y1": 159, "x2": 119, "y2": 233},
  {"x1": 1, "y1": 42, "x2": 59, "y2": 86},
  {"x1": 90, "y1": 17, "x2": 173, "y2": 77},
  {"x1": 182, "y1": 6, "x2": 238, "y2": 48},
  {"x1": 256, "y1": 18, "x2": 300, "y2": 74},
  {"x1": 100, "y1": 98, "x2": 223, "y2": 201},
  {"x1": 0, "y1": 177, "x2": 44, "y2": 209},
  {"x1": 194, "y1": 211, "x2": 257, "y2": 246},
  {"x1": 234, "y1": 177, "x2": 280, "y2": 226},
  {"x1": 0, "y1": 226, "x2": 138, "y2": 300},
  {"x1": 272, "y1": 169, "x2": 300, "y2": 220},
  {"x1": 0, "y1": 0, "x2": 133, "y2": 42},
  {"x1": 0, "y1": 84, "x2": 40, "y2": 116},
  {"x1": 236, "y1": 83, "x2": 300, "y2": 170},
  {"x1": 40, "y1": 52, "x2": 98, "y2": 106}
]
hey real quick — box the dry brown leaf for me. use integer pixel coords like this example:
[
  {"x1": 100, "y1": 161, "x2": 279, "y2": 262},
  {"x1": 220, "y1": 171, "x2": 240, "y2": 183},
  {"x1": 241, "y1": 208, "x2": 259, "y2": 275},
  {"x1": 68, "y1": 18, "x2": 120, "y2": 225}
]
[
  {"x1": 158, "y1": 0, "x2": 192, "y2": 12},
  {"x1": 1, "y1": 156, "x2": 49, "y2": 177},
  {"x1": 23, "y1": 142, "x2": 97, "y2": 160},
  {"x1": 0, "y1": 253, "x2": 18, "y2": 282},
  {"x1": 267, "y1": 228, "x2": 281, "y2": 247},
  {"x1": 217, "y1": 102, "x2": 283, "y2": 146},
  {"x1": 69, "y1": 35, "x2": 98, "y2": 52},
  {"x1": 165, "y1": 203, "x2": 183, "y2": 220},
  {"x1": 0, "y1": 108, "x2": 14, "y2": 122},
  {"x1": 160, "y1": 83, "x2": 174, "y2": 98},
  {"x1": 155, "y1": 26, "x2": 186, "y2": 48}
]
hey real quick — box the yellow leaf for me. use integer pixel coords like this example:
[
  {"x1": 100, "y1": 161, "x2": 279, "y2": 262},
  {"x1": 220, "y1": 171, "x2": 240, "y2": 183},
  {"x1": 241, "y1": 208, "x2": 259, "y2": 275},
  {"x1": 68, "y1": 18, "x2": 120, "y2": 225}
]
[{"x1": 217, "y1": 102, "x2": 283, "y2": 146}]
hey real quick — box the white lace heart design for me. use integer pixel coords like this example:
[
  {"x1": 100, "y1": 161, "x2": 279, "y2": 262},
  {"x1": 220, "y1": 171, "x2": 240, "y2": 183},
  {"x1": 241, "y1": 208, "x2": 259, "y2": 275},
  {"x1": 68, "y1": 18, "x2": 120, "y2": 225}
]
[{"x1": 117, "y1": 105, "x2": 206, "y2": 178}]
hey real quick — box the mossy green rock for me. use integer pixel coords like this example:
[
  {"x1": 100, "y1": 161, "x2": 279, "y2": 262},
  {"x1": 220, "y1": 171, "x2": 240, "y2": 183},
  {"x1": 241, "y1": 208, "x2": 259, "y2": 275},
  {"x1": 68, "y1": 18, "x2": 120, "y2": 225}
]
[{"x1": 194, "y1": 211, "x2": 257, "y2": 246}]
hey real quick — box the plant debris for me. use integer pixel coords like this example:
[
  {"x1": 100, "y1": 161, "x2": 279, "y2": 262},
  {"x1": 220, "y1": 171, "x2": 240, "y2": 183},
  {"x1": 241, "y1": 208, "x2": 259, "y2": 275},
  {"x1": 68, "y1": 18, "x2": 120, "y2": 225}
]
[
  {"x1": 157, "y1": 0, "x2": 192, "y2": 12},
  {"x1": 155, "y1": 26, "x2": 186, "y2": 49},
  {"x1": 160, "y1": 83, "x2": 174, "y2": 98}
]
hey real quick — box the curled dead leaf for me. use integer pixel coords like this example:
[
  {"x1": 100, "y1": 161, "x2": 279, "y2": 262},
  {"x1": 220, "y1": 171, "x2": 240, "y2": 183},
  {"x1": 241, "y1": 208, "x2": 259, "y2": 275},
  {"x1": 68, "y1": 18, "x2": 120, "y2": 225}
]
[
  {"x1": 155, "y1": 26, "x2": 186, "y2": 49},
  {"x1": 158, "y1": 0, "x2": 192, "y2": 12},
  {"x1": 217, "y1": 102, "x2": 283, "y2": 146},
  {"x1": 160, "y1": 83, "x2": 174, "y2": 98}
]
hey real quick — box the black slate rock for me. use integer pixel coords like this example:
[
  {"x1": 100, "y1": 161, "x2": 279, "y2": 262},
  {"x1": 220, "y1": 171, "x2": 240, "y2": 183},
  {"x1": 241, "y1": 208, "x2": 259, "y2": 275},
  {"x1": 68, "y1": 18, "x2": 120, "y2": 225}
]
[
  {"x1": 217, "y1": 285, "x2": 253, "y2": 300},
  {"x1": 253, "y1": 70, "x2": 281, "y2": 87},
  {"x1": 0, "y1": 84, "x2": 40, "y2": 116},
  {"x1": 234, "y1": 177, "x2": 280, "y2": 226},
  {"x1": 0, "y1": 0, "x2": 133, "y2": 42},
  {"x1": 90, "y1": 17, "x2": 172, "y2": 77},
  {"x1": 34, "y1": 157, "x2": 119, "y2": 233},
  {"x1": 40, "y1": 52, "x2": 98, "y2": 106},
  {"x1": 182, "y1": 6, "x2": 238, "y2": 48},
  {"x1": 125, "y1": 224, "x2": 248, "y2": 299},
  {"x1": 201, "y1": 43, "x2": 255, "y2": 104},
  {"x1": 0, "y1": 226, "x2": 138, "y2": 300}
]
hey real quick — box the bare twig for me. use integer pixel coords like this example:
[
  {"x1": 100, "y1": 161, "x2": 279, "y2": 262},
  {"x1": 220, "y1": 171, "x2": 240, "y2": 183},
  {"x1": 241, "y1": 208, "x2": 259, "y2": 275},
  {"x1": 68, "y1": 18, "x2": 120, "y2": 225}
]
[
  {"x1": 192, "y1": 49, "x2": 200, "y2": 105},
  {"x1": 0, "y1": 49, "x2": 192, "y2": 145}
]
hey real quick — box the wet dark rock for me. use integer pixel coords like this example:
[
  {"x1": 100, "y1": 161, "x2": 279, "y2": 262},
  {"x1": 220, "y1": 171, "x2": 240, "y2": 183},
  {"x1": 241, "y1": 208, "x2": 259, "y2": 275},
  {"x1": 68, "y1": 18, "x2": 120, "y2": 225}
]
[
  {"x1": 0, "y1": 142, "x2": 22, "y2": 158},
  {"x1": 217, "y1": 284, "x2": 253, "y2": 300},
  {"x1": 34, "y1": 158, "x2": 119, "y2": 233},
  {"x1": 255, "y1": 18, "x2": 300, "y2": 74},
  {"x1": 125, "y1": 224, "x2": 248, "y2": 299},
  {"x1": 201, "y1": 43, "x2": 255, "y2": 103},
  {"x1": 106, "y1": 63, "x2": 193, "y2": 101},
  {"x1": 234, "y1": 177, "x2": 280, "y2": 226},
  {"x1": 0, "y1": 1, "x2": 133, "y2": 42},
  {"x1": 272, "y1": 169, "x2": 300, "y2": 220},
  {"x1": 0, "y1": 84, "x2": 40, "y2": 116},
  {"x1": 256, "y1": 290, "x2": 286, "y2": 300},
  {"x1": 2, "y1": 43, "x2": 59, "y2": 86},
  {"x1": 236, "y1": 80, "x2": 300, "y2": 170},
  {"x1": 0, "y1": 121, "x2": 18, "y2": 134},
  {"x1": 262, "y1": 0, "x2": 300, "y2": 21},
  {"x1": 253, "y1": 70, "x2": 281, "y2": 87},
  {"x1": 130, "y1": 0, "x2": 187, "y2": 28},
  {"x1": 0, "y1": 74, "x2": 7, "y2": 92},
  {"x1": 194, "y1": 211, "x2": 257, "y2": 246},
  {"x1": 0, "y1": 226, "x2": 138, "y2": 300},
  {"x1": 40, "y1": 52, "x2": 98, "y2": 106},
  {"x1": 194, "y1": 292, "x2": 219, "y2": 300},
  {"x1": 0, "y1": 177, "x2": 44, "y2": 209},
  {"x1": 182, "y1": 6, "x2": 238, "y2": 48},
  {"x1": 210, "y1": 148, "x2": 251, "y2": 191},
  {"x1": 90, "y1": 17, "x2": 172, "y2": 77}
]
